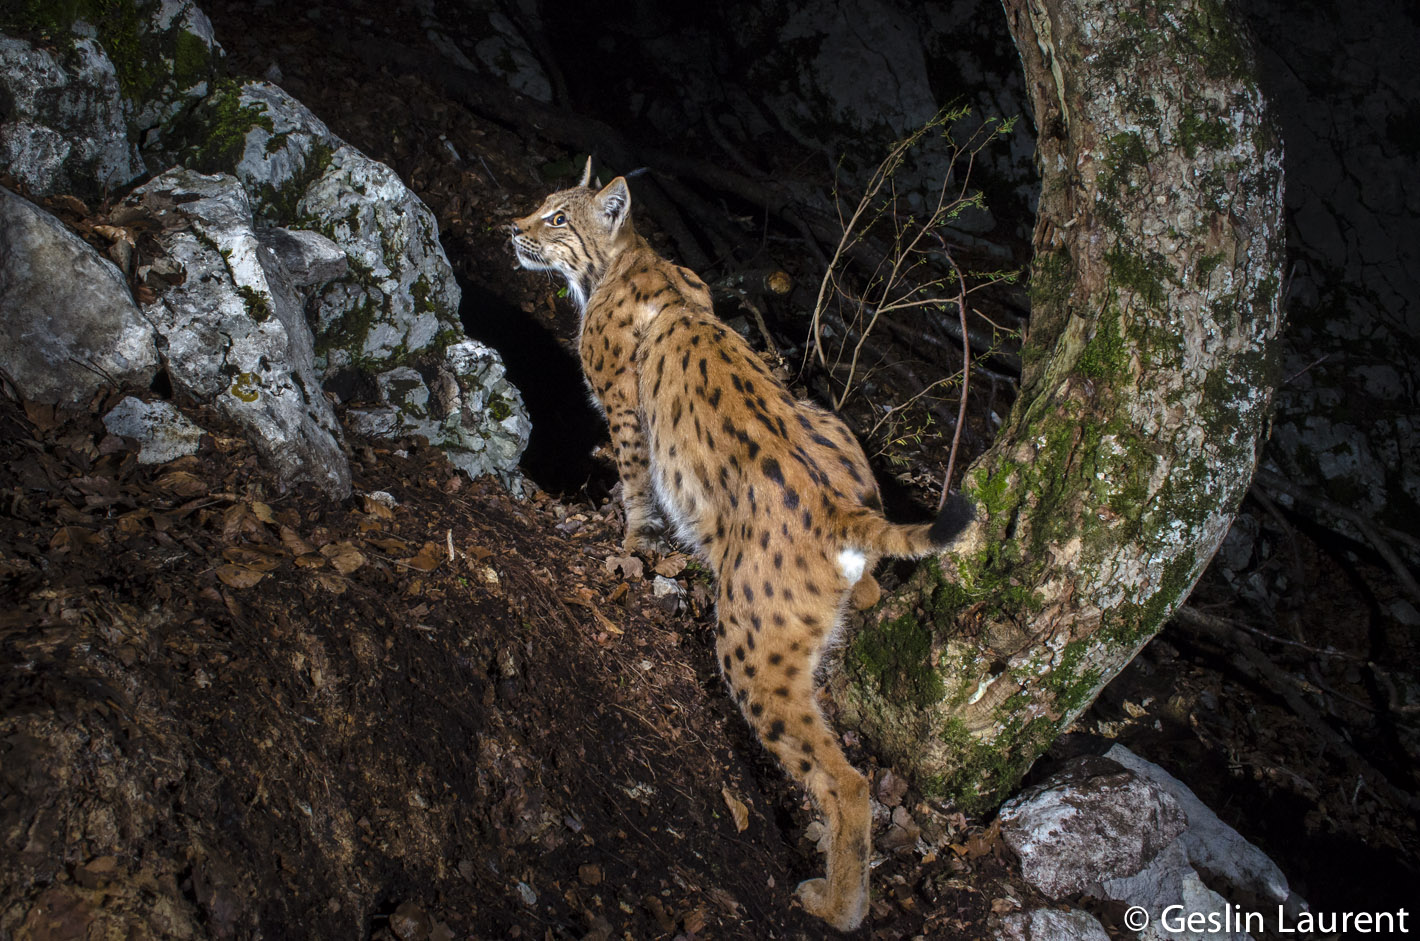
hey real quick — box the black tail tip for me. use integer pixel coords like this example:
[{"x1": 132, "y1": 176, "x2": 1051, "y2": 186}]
[{"x1": 929, "y1": 491, "x2": 976, "y2": 545}]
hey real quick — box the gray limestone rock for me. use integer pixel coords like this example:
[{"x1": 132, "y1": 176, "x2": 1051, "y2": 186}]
[
  {"x1": 102, "y1": 396, "x2": 205, "y2": 464},
  {"x1": 345, "y1": 340, "x2": 530, "y2": 488},
  {"x1": 255, "y1": 227, "x2": 348, "y2": 289},
  {"x1": 2, "y1": 9, "x2": 526, "y2": 489},
  {"x1": 1104, "y1": 745, "x2": 1293, "y2": 909},
  {"x1": 1000, "y1": 749, "x2": 1305, "y2": 941},
  {"x1": 184, "y1": 80, "x2": 526, "y2": 483},
  {"x1": 999, "y1": 755, "x2": 1188, "y2": 900},
  {"x1": 129, "y1": 169, "x2": 351, "y2": 497},
  {"x1": 0, "y1": 187, "x2": 158, "y2": 405},
  {"x1": 0, "y1": 36, "x2": 144, "y2": 198},
  {"x1": 995, "y1": 908, "x2": 1111, "y2": 941}
]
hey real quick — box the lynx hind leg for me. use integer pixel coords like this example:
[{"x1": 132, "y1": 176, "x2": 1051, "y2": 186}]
[{"x1": 717, "y1": 599, "x2": 870, "y2": 932}]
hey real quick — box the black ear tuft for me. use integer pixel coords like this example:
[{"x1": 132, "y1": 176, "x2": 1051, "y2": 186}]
[
  {"x1": 596, "y1": 177, "x2": 630, "y2": 231},
  {"x1": 929, "y1": 491, "x2": 976, "y2": 545}
]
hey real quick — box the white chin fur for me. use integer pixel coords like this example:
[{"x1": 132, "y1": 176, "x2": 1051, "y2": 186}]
[{"x1": 837, "y1": 548, "x2": 866, "y2": 583}]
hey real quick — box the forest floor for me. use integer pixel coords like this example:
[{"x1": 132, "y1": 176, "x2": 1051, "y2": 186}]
[{"x1": 3, "y1": 1, "x2": 1417, "y2": 938}]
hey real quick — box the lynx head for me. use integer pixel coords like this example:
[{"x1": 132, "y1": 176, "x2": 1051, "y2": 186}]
[{"x1": 511, "y1": 157, "x2": 632, "y2": 307}]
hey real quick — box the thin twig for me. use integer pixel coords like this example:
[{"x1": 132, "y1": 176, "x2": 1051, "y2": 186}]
[{"x1": 941, "y1": 265, "x2": 971, "y2": 506}]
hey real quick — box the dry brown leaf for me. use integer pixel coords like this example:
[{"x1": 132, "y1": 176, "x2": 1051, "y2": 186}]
[
  {"x1": 220, "y1": 546, "x2": 281, "y2": 571},
  {"x1": 249, "y1": 501, "x2": 276, "y2": 524},
  {"x1": 653, "y1": 553, "x2": 688, "y2": 578},
  {"x1": 560, "y1": 595, "x2": 623, "y2": 635},
  {"x1": 321, "y1": 541, "x2": 367, "y2": 575},
  {"x1": 49, "y1": 526, "x2": 100, "y2": 550},
  {"x1": 360, "y1": 495, "x2": 395, "y2": 519},
  {"x1": 721, "y1": 787, "x2": 750, "y2": 832},
  {"x1": 157, "y1": 470, "x2": 207, "y2": 497},
  {"x1": 605, "y1": 553, "x2": 643, "y2": 580},
  {"x1": 313, "y1": 573, "x2": 347, "y2": 594},
  {"x1": 116, "y1": 509, "x2": 149, "y2": 535},
  {"x1": 50, "y1": 194, "x2": 90, "y2": 216},
  {"x1": 405, "y1": 541, "x2": 445, "y2": 572},
  {"x1": 93, "y1": 223, "x2": 135, "y2": 245},
  {"x1": 366, "y1": 536, "x2": 410, "y2": 553},
  {"x1": 215, "y1": 564, "x2": 266, "y2": 588},
  {"x1": 279, "y1": 525, "x2": 316, "y2": 556}
]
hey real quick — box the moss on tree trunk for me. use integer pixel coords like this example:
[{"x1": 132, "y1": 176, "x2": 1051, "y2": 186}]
[{"x1": 832, "y1": 0, "x2": 1286, "y2": 814}]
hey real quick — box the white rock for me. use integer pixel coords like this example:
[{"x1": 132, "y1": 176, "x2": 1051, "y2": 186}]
[
  {"x1": 995, "y1": 908, "x2": 1111, "y2": 941},
  {"x1": 0, "y1": 36, "x2": 144, "y2": 197},
  {"x1": 1105, "y1": 746, "x2": 1293, "y2": 906},
  {"x1": 300, "y1": 143, "x2": 461, "y2": 365},
  {"x1": 102, "y1": 397, "x2": 205, "y2": 464},
  {"x1": 346, "y1": 340, "x2": 530, "y2": 487},
  {"x1": 130, "y1": 169, "x2": 351, "y2": 497},
  {"x1": 0, "y1": 187, "x2": 158, "y2": 405},
  {"x1": 1001, "y1": 750, "x2": 1305, "y2": 941},
  {"x1": 999, "y1": 755, "x2": 1187, "y2": 900},
  {"x1": 651, "y1": 575, "x2": 686, "y2": 614}
]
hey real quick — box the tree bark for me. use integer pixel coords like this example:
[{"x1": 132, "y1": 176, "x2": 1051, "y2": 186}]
[{"x1": 833, "y1": 0, "x2": 1285, "y2": 812}]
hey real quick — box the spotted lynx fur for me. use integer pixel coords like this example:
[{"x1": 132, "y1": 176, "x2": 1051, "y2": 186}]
[{"x1": 512, "y1": 158, "x2": 973, "y2": 931}]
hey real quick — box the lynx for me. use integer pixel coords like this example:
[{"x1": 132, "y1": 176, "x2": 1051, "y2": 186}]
[{"x1": 511, "y1": 158, "x2": 973, "y2": 931}]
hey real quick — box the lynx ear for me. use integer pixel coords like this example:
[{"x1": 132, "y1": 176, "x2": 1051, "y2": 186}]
[
  {"x1": 595, "y1": 177, "x2": 630, "y2": 234},
  {"x1": 579, "y1": 155, "x2": 594, "y2": 187}
]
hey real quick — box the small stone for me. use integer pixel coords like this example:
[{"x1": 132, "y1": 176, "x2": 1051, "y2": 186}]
[
  {"x1": 102, "y1": 397, "x2": 205, "y2": 464},
  {"x1": 388, "y1": 901, "x2": 430, "y2": 940},
  {"x1": 650, "y1": 575, "x2": 685, "y2": 614}
]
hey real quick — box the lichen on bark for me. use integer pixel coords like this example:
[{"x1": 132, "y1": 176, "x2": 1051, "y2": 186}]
[{"x1": 833, "y1": 0, "x2": 1286, "y2": 814}]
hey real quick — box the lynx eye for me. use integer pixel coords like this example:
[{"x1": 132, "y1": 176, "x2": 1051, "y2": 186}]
[{"x1": 548, "y1": 211, "x2": 568, "y2": 227}]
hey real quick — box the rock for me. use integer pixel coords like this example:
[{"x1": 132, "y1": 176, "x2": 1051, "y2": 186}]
[
  {"x1": 255, "y1": 227, "x2": 348, "y2": 289},
  {"x1": 0, "y1": 2, "x2": 222, "y2": 195},
  {"x1": 2, "y1": 9, "x2": 527, "y2": 488},
  {"x1": 464, "y1": 5, "x2": 553, "y2": 102},
  {"x1": 388, "y1": 900, "x2": 432, "y2": 940},
  {"x1": 995, "y1": 908, "x2": 1111, "y2": 941},
  {"x1": 128, "y1": 1, "x2": 225, "y2": 151},
  {"x1": 129, "y1": 169, "x2": 351, "y2": 497},
  {"x1": 188, "y1": 80, "x2": 461, "y2": 370},
  {"x1": 650, "y1": 575, "x2": 686, "y2": 614},
  {"x1": 300, "y1": 143, "x2": 462, "y2": 369},
  {"x1": 0, "y1": 187, "x2": 159, "y2": 405},
  {"x1": 0, "y1": 36, "x2": 143, "y2": 198},
  {"x1": 102, "y1": 397, "x2": 205, "y2": 464},
  {"x1": 176, "y1": 78, "x2": 527, "y2": 483},
  {"x1": 1000, "y1": 750, "x2": 1304, "y2": 941},
  {"x1": 1104, "y1": 745, "x2": 1294, "y2": 909},
  {"x1": 344, "y1": 340, "x2": 529, "y2": 487},
  {"x1": 999, "y1": 755, "x2": 1187, "y2": 899}
]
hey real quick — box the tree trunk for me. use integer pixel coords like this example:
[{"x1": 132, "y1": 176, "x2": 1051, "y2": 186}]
[{"x1": 832, "y1": 0, "x2": 1286, "y2": 813}]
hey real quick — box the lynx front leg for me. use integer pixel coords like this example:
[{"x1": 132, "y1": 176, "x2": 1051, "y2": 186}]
[{"x1": 605, "y1": 400, "x2": 663, "y2": 552}]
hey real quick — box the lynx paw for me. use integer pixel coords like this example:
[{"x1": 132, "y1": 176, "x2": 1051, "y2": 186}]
[
  {"x1": 795, "y1": 877, "x2": 866, "y2": 932},
  {"x1": 622, "y1": 527, "x2": 673, "y2": 556}
]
